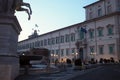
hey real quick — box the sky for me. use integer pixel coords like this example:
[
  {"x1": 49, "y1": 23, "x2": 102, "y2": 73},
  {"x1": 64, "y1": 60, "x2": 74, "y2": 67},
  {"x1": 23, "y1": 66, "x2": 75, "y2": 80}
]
[{"x1": 16, "y1": 0, "x2": 98, "y2": 41}]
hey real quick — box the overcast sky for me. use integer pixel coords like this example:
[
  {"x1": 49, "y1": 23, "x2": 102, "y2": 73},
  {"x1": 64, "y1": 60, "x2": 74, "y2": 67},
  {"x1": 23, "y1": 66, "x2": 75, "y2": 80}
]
[{"x1": 16, "y1": 0, "x2": 98, "y2": 41}]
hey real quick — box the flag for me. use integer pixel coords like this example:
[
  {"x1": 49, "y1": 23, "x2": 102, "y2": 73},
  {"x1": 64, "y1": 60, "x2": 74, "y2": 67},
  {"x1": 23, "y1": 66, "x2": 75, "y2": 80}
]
[
  {"x1": 35, "y1": 24, "x2": 39, "y2": 27},
  {"x1": 81, "y1": 27, "x2": 87, "y2": 33}
]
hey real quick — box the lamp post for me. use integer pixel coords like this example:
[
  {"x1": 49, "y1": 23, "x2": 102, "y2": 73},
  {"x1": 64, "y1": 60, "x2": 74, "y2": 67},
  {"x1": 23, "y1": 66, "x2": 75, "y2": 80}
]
[
  {"x1": 76, "y1": 53, "x2": 78, "y2": 59},
  {"x1": 54, "y1": 54, "x2": 56, "y2": 64},
  {"x1": 51, "y1": 53, "x2": 56, "y2": 64},
  {"x1": 90, "y1": 52, "x2": 96, "y2": 59},
  {"x1": 50, "y1": 53, "x2": 53, "y2": 64}
]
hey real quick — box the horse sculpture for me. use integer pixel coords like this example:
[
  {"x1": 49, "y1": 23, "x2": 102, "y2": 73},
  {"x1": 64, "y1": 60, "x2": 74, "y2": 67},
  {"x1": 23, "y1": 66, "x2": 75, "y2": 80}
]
[
  {"x1": 0, "y1": 0, "x2": 32, "y2": 20},
  {"x1": 14, "y1": 0, "x2": 32, "y2": 20}
]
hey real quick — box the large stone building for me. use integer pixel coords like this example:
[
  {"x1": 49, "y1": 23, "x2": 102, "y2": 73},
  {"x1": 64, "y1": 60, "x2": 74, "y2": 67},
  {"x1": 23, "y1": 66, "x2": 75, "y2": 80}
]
[{"x1": 18, "y1": 0, "x2": 120, "y2": 62}]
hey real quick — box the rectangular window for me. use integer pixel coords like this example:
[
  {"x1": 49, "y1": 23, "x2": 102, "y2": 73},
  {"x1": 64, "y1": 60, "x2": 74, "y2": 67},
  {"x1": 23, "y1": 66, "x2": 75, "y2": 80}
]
[
  {"x1": 38, "y1": 41, "x2": 41, "y2": 47},
  {"x1": 60, "y1": 36, "x2": 62, "y2": 43},
  {"x1": 79, "y1": 30, "x2": 85, "y2": 40},
  {"x1": 107, "y1": 25, "x2": 114, "y2": 35},
  {"x1": 56, "y1": 37, "x2": 60, "y2": 44},
  {"x1": 97, "y1": 28, "x2": 103, "y2": 37},
  {"x1": 99, "y1": 45, "x2": 104, "y2": 54},
  {"x1": 61, "y1": 49, "x2": 64, "y2": 56},
  {"x1": 44, "y1": 39, "x2": 47, "y2": 46},
  {"x1": 35, "y1": 41, "x2": 38, "y2": 47},
  {"x1": 108, "y1": 44, "x2": 115, "y2": 54},
  {"x1": 107, "y1": 5, "x2": 112, "y2": 13},
  {"x1": 48, "y1": 38, "x2": 51, "y2": 45},
  {"x1": 60, "y1": 36, "x2": 64, "y2": 43},
  {"x1": 65, "y1": 34, "x2": 70, "y2": 42},
  {"x1": 35, "y1": 42, "x2": 37, "y2": 47},
  {"x1": 51, "y1": 50, "x2": 54, "y2": 54},
  {"x1": 89, "y1": 12, "x2": 93, "y2": 19},
  {"x1": 66, "y1": 48, "x2": 69, "y2": 56},
  {"x1": 30, "y1": 43, "x2": 32, "y2": 48},
  {"x1": 72, "y1": 48, "x2": 75, "y2": 54},
  {"x1": 118, "y1": 0, "x2": 120, "y2": 11},
  {"x1": 98, "y1": 8, "x2": 102, "y2": 16},
  {"x1": 90, "y1": 46, "x2": 94, "y2": 53},
  {"x1": 35, "y1": 41, "x2": 39, "y2": 47},
  {"x1": 89, "y1": 30, "x2": 94, "y2": 39},
  {"x1": 56, "y1": 49, "x2": 59, "y2": 56},
  {"x1": 41, "y1": 40, "x2": 43, "y2": 46},
  {"x1": 55, "y1": 37, "x2": 57, "y2": 44},
  {"x1": 71, "y1": 33, "x2": 75, "y2": 42},
  {"x1": 51, "y1": 38, "x2": 55, "y2": 45}
]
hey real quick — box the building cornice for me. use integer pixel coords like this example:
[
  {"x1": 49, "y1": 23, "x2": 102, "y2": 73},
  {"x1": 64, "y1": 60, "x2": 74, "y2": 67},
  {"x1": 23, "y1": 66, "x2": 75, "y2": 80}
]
[
  {"x1": 18, "y1": 22, "x2": 83, "y2": 43},
  {"x1": 83, "y1": 12, "x2": 120, "y2": 24},
  {"x1": 18, "y1": 12, "x2": 120, "y2": 43},
  {"x1": 84, "y1": 0, "x2": 104, "y2": 8}
]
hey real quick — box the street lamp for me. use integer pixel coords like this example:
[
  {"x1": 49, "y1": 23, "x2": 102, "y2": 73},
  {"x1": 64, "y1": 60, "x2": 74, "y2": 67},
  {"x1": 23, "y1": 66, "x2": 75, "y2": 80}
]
[
  {"x1": 90, "y1": 52, "x2": 96, "y2": 59},
  {"x1": 51, "y1": 53, "x2": 54, "y2": 64},
  {"x1": 51, "y1": 53, "x2": 58, "y2": 64},
  {"x1": 76, "y1": 53, "x2": 78, "y2": 59}
]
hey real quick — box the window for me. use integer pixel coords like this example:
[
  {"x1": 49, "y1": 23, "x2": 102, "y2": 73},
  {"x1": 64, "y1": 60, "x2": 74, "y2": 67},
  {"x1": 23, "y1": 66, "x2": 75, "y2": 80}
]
[
  {"x1": 48, "y1": 38, "x2": 51, "y2": 45},
  {"x1": 71, "y1": 33, "x2": 75, "y2": 42},
  {"x1": 66, "y1": 48, "x2": 69, "y2": 56},
  {"x1": 65, "y1": 34, "x2": 70, "y2": 42},
  {"x1": 51, "y1": 38, "x2": 55, "y2": 45},
  {"x1": 89, "y1": 12, "x2": 93, "y2": 19},
  {"x1": 107, "y1": 5, "x2": 112, "y2": 13},
  {"x1": 31, "y1": 42, "x2": 35, "y2": 48},
  {"x1": 107, "y1": 25, "x2": 114, "y2": 35},
  {"x1": 89, "y1": 29, "x2": 94, "y2": 39},
  {"x1": 60, "y1": 36, "x2": 64, "y2": 43},
  {"x1": 41, "y1": 40, "x2": 43, "y2": 46},
  {"x1": 90, "y1": 46, "x2": 94, "y2": 53},
  {"x1": 56, "y1": 49, "x2": 59, "y2": 56},
  {"x1": 72, "y1": 48, "x2": 75, "y2": 54},
  {"x1": 44, "y1": 39, "x2": 47, "y2": 46},
  {"x1": 108, "y1": 44, "x2": 115, "y2": 54},
  {"x1": 79, "y1": 28, "x2": 85, "y2": 40},
  {"x1": 35, "y1": 42, "x2": 37, "y2": 47},
  {"x1": 97, "y1": 27, "x2": 104, "y2": 37},
  {"x1": 38, "y1": 41, "x2": 41, "y2": 47},
  {"x1": 118, "y1": 0, "x2": 120, "y2": 11},
  {"x1": 51, "y1": 50, "x2": 54, "y2": 54},
  {"x1": 37, "y1": 41, "x2": 40, "y2": 47},
  {"x1": 99, "y1": 45, "x2": 104, "y2": 54},
  {"x1": 34, "y1": 41, "x2": 38, "y2": 47},
  {"x1": 56, "y1": 37, "x2": 60, "y2": 44},
  {"x1": 98, "y1": 8, "x2": 102, "y2": 16},
  {"x1": 61, "y1": 49, "x2": 64, "y2": 56},
  {"x1": 30, "y1": 43, "x2": 32, "y2": 48}
]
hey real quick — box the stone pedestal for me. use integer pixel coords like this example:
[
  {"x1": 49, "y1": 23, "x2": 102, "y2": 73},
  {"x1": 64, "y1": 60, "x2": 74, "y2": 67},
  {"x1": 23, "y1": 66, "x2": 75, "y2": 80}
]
[{"x1": 0, "y1": 16, "x2": 22, "y2": 80}]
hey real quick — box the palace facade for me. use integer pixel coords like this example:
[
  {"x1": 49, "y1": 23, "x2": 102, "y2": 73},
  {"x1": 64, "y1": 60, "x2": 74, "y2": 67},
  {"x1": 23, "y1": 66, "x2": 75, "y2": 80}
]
[{"x1": 18, "y1": 0, "x2": 120, "y2": 62}]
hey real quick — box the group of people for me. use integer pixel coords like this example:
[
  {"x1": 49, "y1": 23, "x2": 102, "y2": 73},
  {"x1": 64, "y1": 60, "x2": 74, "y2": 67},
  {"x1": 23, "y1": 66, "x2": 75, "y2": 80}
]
[{"x1": 53, "y1": 57, "x2": 120, "y2": 71}]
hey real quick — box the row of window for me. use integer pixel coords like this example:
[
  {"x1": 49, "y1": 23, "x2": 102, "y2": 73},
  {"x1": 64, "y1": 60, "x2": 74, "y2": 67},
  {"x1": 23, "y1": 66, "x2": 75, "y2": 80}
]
[
  {"x1": 90, "y1": 44, "x2": 115, "y2": 55},
  {"x1": 79, "y1": 24, "x2": 114, "y2": 40},
  {"x1": 89, "y1": 2, "x2": 112, "y2": 19},
  {"x1": 50, "y1": 48, "x2": 76, "y2": 57},
  {"x1": 51, "y1": 44, "x2": 115, "y2": 57},
  {"x1": 18, "y1": 33, "x2": 76, "y2": 50},
  {"x1": 50, "y1": 43, "x2": 115, "y2": 58}
]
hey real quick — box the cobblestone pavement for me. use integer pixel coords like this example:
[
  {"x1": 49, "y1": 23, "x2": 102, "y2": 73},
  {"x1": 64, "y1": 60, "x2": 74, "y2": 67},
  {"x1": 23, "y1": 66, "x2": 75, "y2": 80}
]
[
  {"x1": 15, "y1": 66, "x2": 103, "y2": 80},
  {"x1": 72, "y1": 64, "x2": 120, "y2": 80},
  {"x1": 15, "y1": 69, "x2": 75, "y2": 80}
]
